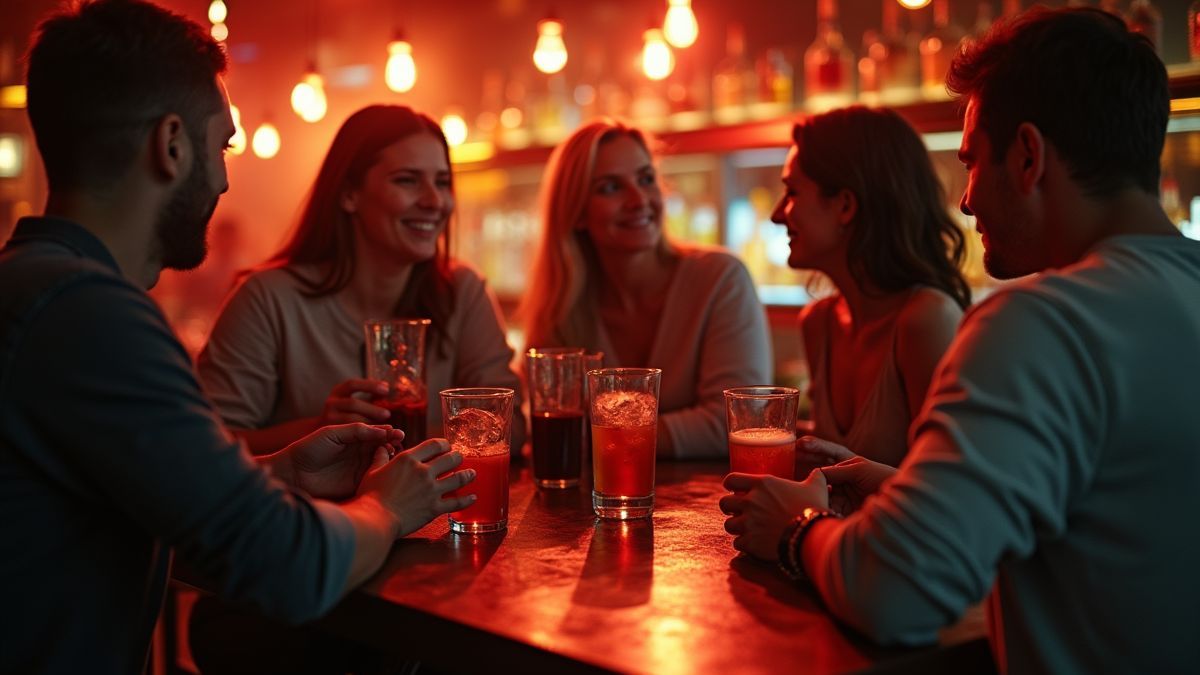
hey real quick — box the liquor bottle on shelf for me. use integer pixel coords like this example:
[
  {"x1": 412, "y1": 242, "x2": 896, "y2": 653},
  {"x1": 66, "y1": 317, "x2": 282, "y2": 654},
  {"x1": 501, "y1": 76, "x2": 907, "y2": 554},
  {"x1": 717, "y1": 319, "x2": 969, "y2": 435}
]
[
  {"x1": 1190, "y1": 1, "x2": 1200, "y2": 62},
  {"x1": 919, "y1": 0, "x2": 966, "y2": 101},
  {"x1": 751, "y1": 48, "x2": 794, "y2": 120},
  {"x1": 712, "y1": 23, "x2": 754, "y2": 125},
  {"x1": 531, "y1": 73, "x2": 576, "y2": 146},
  {"x1": 630, "y1": 81, "x2": 670, "y2": 132},
  {"x1": 1126, "y1": 0, "x2": 1161, "y2": 53},
  {"x1": 666, "y1": 62, "x2": 710, "y2": 131},
  {"x1": 804, "y1": 0, "x2": 854, "y2": 113},
  {"x1": 865, "y1": 0, "x2": 920, "y2": 106},
  {"x1": 497, "y1": 72, "x2": 531, "y2": 150},
  {"x1": 475, "y1": 69, "x2": 504, "y2": 145}
]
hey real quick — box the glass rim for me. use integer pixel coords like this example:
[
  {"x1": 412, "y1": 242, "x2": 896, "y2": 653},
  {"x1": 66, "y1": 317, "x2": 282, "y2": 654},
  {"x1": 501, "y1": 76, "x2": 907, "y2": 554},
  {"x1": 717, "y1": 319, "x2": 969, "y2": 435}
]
[
  {"x1": 439, "y1": 387, "x2": 515, "y2": 399},
  {"x1": 587, "y1": 367, "x2": 662, "y2": 376},
  {"x1": 364, "y1": 317, "x2": 432, "y2": 327},
  {"x1": 526, "y1": 346, "x2": 586, "y2": 358},
  {"x1": 723, "y1": 385, "x2": 800, "y2": 400}
]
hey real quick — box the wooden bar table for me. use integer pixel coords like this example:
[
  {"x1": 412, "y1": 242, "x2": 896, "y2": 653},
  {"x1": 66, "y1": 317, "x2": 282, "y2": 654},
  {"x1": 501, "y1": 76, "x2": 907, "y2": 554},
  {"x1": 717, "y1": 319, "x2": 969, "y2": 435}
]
[{"x1": 315, "y1": 460, "x2": 935, "y2": 674}]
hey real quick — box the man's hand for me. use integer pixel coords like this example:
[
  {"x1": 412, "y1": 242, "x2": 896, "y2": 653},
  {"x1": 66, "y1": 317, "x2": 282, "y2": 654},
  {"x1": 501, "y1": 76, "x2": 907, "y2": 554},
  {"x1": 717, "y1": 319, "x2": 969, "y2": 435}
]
[
  {"x1": 356, "y1": 439, "x2": 476, "y2": 539},
  {"x1": 272, "y1": 423, "x2": 403, "y2": 500},
  {"x1": 719, "y1": 470, "x2": 829, "y2": 562},
  {"x1": 821, "y1": 456, "x2": 897, "y2": 515},
  {"x1": 796, "y1": 436, "x2": 856, "y2": 466}
]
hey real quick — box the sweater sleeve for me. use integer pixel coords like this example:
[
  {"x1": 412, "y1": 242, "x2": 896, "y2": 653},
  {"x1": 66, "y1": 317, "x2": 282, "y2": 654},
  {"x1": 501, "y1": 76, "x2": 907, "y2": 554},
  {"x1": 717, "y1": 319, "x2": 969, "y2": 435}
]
[
  {"x1": 804, "y1": 290, "x2": 1105, "y2": 644},
  {"x1": 196, "y1": 274, "x2": 284, "y2": 430},
  {"x1": 661, "y1": 254, "x2": 773, "y2": 458},
  {"x1": 17, "y1": 277, "x2": 354, "y2": 622},
  {"x1": 450, "y1": 267, "x2": 527, "y2": 448}
]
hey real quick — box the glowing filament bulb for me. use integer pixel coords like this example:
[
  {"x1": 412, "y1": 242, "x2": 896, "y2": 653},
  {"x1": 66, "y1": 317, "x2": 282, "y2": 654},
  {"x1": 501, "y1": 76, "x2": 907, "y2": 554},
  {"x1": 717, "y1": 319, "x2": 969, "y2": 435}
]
[
  {"x1": 642, "y1": 28, "x2": 675, "y2": 81},
  {"x1": 663, "y1": 0, "x2": 698, "y2": 48},
  {"x1": 251, "y1": 123, "x2": 280, "y2": 159},
  {"x1": 290, "y1": 71, "x2": 327, "y2": 123},
  {"x1": 533, "y1": 18, "x2": 568, "y2": 74},
  {"x1": 210, "y1": 22, "x2": 228, "y2": 42},
  {"x1": 898, "y1": 0, "x2": 932, "y2": 9},
  {"x1": 228, "y1": 105, "x2": 247, "y2": 156},
  {"x1": 441, "y1": 113, "x2": 468, "y2": 147},
  {"x1": 386, "y1": 40, "x2": 417, "y2": 93},
  {"x1": 208, "y1": 0, "x2": 228, "y2": 25}
]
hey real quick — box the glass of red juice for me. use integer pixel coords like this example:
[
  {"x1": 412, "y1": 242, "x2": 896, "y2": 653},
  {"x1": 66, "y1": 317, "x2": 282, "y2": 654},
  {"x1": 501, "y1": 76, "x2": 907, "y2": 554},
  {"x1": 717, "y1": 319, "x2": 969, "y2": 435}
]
[
  {"x1": 588, "y1": 368, "x2": 661, "y2": 520},
  {"x1": 526, "y1": 347, "x2": 585, "y2": 488},
  {"x1": 441, "y1": 387, "x2": 514, "y2": 534},
  {"x1": 724, "y1": 386, "x2": 800, "y2": 479},
  {"x1": 363, "y1": 318, "x2": 430, "y2": 449}
]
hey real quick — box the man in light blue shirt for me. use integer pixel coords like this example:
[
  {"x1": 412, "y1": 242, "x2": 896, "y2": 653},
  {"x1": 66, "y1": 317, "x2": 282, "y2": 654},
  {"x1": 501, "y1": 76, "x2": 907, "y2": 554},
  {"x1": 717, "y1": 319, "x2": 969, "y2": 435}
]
[{"x1": 723, "y1": 8, "x2": 1200, "y2": 673}]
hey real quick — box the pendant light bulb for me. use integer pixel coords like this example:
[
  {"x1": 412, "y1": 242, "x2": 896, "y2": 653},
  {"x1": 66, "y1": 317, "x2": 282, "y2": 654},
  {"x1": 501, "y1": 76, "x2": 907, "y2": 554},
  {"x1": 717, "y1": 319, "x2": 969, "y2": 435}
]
[
  {"x1": 898, "y1": 0, "x2": 932, "y2": 9},
  {"x1": 642, "y1": 28, "x2": 675, "y2": 80},
  {"x1": 251, "y1": 122, "x2": 280, "y2": 159},
  {"x1": 290, "y1": 70, "x2": 327, "y2": 123},
  {"x1": 533, "y1": 18, "x2": 568, "y2": 74},
  {"x1": 441, "y1": 113, "x2": 468, "y2": 147},
  {"x1": 663, "y1": 0, "x2": 698, "y2": 48},
  {"x1": 386, "y1": 39, "x2": 417, "y2": 93},
  {"x1": 207, "y1": 0, "x2": 228, "y2": 25},
  {"x1": 210, "y1": 22, "x2": 229, "y2": 42}
]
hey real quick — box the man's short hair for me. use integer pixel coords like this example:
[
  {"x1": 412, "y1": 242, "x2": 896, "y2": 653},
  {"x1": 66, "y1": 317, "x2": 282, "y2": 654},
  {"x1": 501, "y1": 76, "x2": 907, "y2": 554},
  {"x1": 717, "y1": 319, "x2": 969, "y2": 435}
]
[
  {"x1": 947, "y1": 7, "x2": 1168, "y2": 197},
  {"x1": 25, "y1": 0, "x2": 228, "y2": 191}
]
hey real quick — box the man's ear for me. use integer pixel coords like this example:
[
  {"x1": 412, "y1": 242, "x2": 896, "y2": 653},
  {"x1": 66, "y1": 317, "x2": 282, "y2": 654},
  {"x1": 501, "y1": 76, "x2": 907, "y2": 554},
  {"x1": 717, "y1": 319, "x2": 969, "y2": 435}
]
[
  {"x1": 1010, "y1": 122, "x2": 1045, "y2": 195},
  {"x1": 151, "y1": 113, "x2": 190, "y2": 182}
]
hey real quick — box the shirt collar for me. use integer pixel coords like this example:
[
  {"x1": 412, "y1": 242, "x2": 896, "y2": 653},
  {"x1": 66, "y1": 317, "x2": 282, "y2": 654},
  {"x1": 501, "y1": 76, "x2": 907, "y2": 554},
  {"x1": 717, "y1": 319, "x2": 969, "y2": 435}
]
[{"x1": 8, "y1": 216, "x2": 122, "y2": 274}]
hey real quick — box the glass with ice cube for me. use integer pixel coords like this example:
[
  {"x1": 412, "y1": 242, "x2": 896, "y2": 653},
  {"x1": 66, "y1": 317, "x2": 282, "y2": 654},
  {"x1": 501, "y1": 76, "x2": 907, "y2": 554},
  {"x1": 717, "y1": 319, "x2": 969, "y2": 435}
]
[
  {"x1": 587, "y1": 368, "x2": 662, "y2": 520},
  {"x1": 364, "y1": 318, "x2": 431, "y2": 449},
  {"x1": 440, "y1": 387, "x2": 514, "y2": 534}
]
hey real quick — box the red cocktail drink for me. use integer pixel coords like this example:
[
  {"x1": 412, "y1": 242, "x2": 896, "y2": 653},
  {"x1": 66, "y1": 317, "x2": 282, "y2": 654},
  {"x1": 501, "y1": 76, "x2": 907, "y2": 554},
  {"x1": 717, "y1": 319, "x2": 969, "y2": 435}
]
[
  {"x1": 729, "y1": 427, "x2": 796, "y2": 479},
  {"x1": 448, "y1": 442, "x2": 509, "y2": 532},
  {"x1": 592, "y1": 423, "x2": 656, "y2": 497}
]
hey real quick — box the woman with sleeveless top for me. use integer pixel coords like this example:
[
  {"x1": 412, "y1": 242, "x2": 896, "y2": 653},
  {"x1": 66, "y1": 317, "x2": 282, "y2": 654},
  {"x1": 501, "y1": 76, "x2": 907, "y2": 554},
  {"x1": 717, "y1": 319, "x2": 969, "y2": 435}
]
[{"x1": 771, "y1": 106, "x2": 971, "y2": 469}]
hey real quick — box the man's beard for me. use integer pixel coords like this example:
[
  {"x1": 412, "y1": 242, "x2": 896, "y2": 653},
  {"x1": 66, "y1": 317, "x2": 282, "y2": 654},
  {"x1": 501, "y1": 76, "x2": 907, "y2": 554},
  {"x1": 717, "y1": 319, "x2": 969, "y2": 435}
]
[{"x1": 155, "y1": 144, "x2": 218, "y2": 271}]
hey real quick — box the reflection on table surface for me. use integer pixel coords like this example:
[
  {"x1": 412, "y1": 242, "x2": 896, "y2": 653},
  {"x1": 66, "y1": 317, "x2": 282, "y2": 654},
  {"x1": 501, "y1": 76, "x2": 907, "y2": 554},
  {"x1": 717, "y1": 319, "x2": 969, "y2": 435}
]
[{"x1": 318, "y1": 461, "x2": 932, "y2": 675}]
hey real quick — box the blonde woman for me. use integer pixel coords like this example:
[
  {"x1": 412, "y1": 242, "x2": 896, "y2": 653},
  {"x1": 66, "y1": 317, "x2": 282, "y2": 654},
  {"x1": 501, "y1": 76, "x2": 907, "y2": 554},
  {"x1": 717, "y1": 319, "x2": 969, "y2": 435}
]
[{"x1": 520, "y1": 119, "x2": 772, "y2": 459}]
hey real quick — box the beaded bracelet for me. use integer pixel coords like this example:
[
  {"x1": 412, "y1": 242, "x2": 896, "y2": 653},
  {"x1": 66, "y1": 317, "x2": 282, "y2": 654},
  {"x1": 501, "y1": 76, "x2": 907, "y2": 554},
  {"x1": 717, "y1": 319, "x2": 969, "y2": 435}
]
[{"x1": 777, "y1": 507, "x2": 841, "y2": 582}]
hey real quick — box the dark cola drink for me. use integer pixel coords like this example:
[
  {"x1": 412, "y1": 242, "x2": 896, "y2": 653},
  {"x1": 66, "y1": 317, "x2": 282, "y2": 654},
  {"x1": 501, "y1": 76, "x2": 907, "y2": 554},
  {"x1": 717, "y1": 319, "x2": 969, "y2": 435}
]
[
  {"x1": 380, "y1": 398, "x2": 427, "y2": 449},
  {"x1": 531, "y1": 410, "x2": 583, "y2": 488}
]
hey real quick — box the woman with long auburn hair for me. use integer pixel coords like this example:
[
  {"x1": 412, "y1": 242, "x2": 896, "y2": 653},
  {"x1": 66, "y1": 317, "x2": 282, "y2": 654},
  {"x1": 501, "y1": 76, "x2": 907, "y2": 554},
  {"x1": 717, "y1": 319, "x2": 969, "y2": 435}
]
[
  {"x1": 774, "y1": 105, "x2": 970, "y2": 470},
  {"x1": 520, "y1": 119, "x2": 772, "y2": 459},
  {"x1": 197, "y1": 104, "x2": 524, "y2": 454}
]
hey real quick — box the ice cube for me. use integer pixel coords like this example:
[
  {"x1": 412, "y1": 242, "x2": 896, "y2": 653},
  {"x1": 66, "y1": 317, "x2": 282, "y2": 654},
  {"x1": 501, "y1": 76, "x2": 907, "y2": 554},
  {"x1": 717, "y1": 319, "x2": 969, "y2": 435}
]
[
  {"x1": 446, "y1": 408, "x2": 505, "y2": 447},
  {"x1": 592, "y1": 391, "x2": 657, "y2": 428}
]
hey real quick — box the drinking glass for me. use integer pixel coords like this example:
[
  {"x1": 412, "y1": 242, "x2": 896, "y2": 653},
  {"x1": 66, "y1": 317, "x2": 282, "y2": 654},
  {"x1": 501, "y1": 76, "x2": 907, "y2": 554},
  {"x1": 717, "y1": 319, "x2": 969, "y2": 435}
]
[
  {"x1": 526, "y1": 347, "x2": 585, "y2": 488},
  {"x1": 588, "y1": 368, "x2": 661, "y2": 520},
  {"x1": 724, "y1": 386, "x2": 800, "y2": 479},
  {"x1": 441, "y1": 387, "x2": 515, "y2": 534},
  {"x1": 364, "y1": 318, "x2": 430, "y2": 449}
]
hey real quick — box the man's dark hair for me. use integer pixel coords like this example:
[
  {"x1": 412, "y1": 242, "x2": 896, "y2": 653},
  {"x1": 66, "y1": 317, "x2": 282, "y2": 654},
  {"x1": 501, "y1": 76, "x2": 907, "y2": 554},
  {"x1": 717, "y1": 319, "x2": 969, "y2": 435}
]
[
  {"x1": 947, "y1": 7, "x2": 1168, "y2": 197},
  {"x1": 25, "y1": 0, "x2": 227, "y2": 191}
]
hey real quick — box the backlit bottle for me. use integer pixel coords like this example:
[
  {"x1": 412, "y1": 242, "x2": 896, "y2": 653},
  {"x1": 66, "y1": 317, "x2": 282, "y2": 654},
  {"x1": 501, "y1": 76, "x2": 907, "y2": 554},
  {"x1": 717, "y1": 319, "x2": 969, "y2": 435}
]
[{"x1": 804, "y1": 0, "x2": 854, "y2": 112}]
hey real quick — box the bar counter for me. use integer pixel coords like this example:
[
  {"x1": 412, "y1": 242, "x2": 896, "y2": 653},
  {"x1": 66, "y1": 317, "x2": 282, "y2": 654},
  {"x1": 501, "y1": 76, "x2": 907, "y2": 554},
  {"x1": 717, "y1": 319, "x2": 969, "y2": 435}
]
[{"x1": 311, "y1": 459, "x2": 985, "y2": 674}]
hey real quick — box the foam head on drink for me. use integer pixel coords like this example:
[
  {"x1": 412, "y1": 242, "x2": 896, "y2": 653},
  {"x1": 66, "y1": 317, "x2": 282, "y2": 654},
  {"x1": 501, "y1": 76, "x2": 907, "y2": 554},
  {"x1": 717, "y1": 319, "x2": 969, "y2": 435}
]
[{"x1": 728, "y1": 427, "x2": 796, "y2": 479}]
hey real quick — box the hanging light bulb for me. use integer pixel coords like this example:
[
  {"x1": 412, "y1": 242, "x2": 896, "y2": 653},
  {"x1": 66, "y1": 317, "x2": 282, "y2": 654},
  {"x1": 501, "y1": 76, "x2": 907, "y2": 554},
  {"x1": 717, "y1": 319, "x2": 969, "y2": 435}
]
[
  {"x1": 228, "y1": 105, "x2": 247, "y2": 156},
  {"x1": 208, "y1": 0, "x2": 228, "y2": 25},
  {"x1": 663, "y1": 0, "x2": 698, "y2": 48},
  {"x1": 642, "y1": 28, "x2": 675, "y2": 80},
  {"x1": 386, "y1": 38, "x2": 417, "y2": 92},
  {"x1": 290, "y1": 68, "x2": 327, "y2": 123},
  {"x1": 898, "y1": 0, "x2": 932, "y2": 9},
  {"x1": 210, "y1": 22, "x2": 229, "y2": 42},
  {"x1": 441, "y1": 112, "x2": 468, "y2": 147},
  {"x1": 532, "y1": 17, "x2": 568, "y2": 74},
  {"x1": 252, "y1": 122, "x2": 280, "y2": 159}
]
